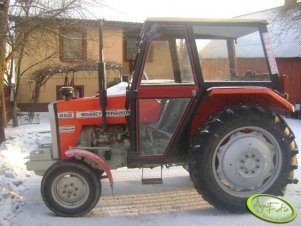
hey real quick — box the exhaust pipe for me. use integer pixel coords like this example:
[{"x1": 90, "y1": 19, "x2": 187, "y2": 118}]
[{"x1": 98, "y1": 20, "x2": 107, "y2": 125}]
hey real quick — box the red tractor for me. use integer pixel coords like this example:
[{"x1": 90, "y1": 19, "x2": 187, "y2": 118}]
[{"x1": 26, "y1": 18, "x2": 298, "y2": 217}]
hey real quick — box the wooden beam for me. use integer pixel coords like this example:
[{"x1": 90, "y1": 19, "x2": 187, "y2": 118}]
[{"x1": 227, "y1": 39, "x2": 238, "y2": 77}]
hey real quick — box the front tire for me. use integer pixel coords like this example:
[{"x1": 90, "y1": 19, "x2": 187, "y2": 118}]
[
  {"x1": 189, "y1": 105, "x2": 298, "y2": 212},
  {"x1": 41, "y1": 160, "x2": 101, "y2": 217}
]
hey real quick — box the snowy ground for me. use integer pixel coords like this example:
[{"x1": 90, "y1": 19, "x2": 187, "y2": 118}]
[{"x1": 0, "y1": 113, "x2": 300, "y2": 226}]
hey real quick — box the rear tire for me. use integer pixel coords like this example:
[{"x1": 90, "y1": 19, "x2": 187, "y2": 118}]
[
  {"x1": 41, "y1": 160, "x2": 101, "y2": 217},
  {"x1": 189, "y1": 105, "x2": 298, "y2": 212}
]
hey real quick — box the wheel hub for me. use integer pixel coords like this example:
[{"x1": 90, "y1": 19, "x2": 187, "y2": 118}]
[
  {"x1": 214, "y1": 128, "x2": 281, "y2": 196},
  {"x1": 240, "y1": 151, "x2": 261, "y2": 174},
  {"x1": 52, "y1": 173, "x2": 89, "y2": 208}
]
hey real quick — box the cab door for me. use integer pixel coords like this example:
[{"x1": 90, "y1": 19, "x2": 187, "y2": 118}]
[{"x1": 131, "y1": 25, "x2": 200, "y2": 162}]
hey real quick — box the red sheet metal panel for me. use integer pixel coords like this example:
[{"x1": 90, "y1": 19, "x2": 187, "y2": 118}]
[{"x1": 277, "y1": 58, "x2": 301, "y2": 104}]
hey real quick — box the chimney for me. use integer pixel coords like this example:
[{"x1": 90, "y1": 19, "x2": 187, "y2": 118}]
[{"x1": 284, "y1": 0, "x2": 297, "y2": 8}]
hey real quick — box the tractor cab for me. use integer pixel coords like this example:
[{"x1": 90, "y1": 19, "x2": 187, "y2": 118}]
[{"x1": 126, "y1": 18, "x2": 284, "y2": 167}]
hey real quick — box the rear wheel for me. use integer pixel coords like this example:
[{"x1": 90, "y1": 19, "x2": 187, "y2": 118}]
[
  {"x1": 41, "y1": 160, "x2": 101, "y2": 217},
  {"x1": 189, "y1": 105, "x2": 298, "y2": 212}
]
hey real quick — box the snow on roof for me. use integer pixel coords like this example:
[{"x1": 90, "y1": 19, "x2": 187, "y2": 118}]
[
  {"x1": 10, "y1": 15, "x2": 142, "y2": 27},
  {"x1": 146, "y1": 17, "x2": 268, "y2": 25},
  {"x1": 238, "y1": 3, "x2": 301, "y2": 58}
]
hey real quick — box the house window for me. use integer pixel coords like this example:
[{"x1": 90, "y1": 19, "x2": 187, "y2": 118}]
[
  {"x1": 56, "y1": 85, "x2": 84, "y2": 100},
  {"x1": 59, "y1": 28, "x2": 87, "y2": 61},
  {"x1": 125, "y1": 38, "x2": 137, "y2": 61}
]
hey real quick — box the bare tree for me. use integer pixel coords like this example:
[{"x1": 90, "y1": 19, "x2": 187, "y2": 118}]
[
  {"x1": 5, "y1": 0, "x2": 103, "y2": 126},
  {"x1": 0, "y1": 0, "x2": 10, "y2": 142},
  {"x1": 29, "y1": 61, "x2": 124, "y2": 110}
]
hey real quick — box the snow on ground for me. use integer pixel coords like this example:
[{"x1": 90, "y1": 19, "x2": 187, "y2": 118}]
[
  {"x1": 0, "y1": 113, "x2": 51, "y2": 225},
  {"x1": 0, "y1": 113, "x2": 300, "y2": 226}
]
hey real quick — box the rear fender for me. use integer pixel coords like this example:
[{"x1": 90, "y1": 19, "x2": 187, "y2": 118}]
[
  {"x1": 191, "y1": 87, "x2": 295, "y2": 137},
  {"x1": 65, "y1": 149, "x2": 113, "y2": 187},
  {"x1": 208, "y1": 88, "x2": 294, "y2": 111}
]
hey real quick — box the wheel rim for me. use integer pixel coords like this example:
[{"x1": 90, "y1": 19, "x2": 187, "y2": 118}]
[
  {"x1": 212, "y1": 126, "x2": 282, "y2": 198},
  {"x1": 51, "y1": 172, "x2": 90, "y2": 209}
]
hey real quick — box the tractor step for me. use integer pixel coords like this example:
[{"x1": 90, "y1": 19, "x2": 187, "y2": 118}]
[
  {"x1": 141, "y1": 166, "x2": 163, "y2": 185},
  {"x1": 141, "y1": 178, "x2": 163, "y2": 184}
]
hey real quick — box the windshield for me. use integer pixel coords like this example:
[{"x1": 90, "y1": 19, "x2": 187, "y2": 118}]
[{"x1": 193, "y1": 25, "x2": 270, "y2": 82}]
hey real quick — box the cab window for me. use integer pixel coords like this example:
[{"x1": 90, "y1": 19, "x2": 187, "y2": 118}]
[
  {"x1": 193, "y1": 25, "x2": 270, "y2": 81},
  {"x1": 141, "y1": 26, "x2": 195, "y2": 85}
]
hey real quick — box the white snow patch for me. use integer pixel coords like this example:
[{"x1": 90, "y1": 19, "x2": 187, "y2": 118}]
[
  {"x1": 107, "y1": 82, "x2": 128, "y2": 96},
  {"x1": 0, "y1": 113, "x2": 51, "y2": 225}
]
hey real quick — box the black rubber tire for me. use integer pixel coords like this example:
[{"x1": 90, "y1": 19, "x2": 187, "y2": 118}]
[
  {"x1": 189, "y1": 105, "x2": 298, "y2": 212},
  {"x1": 41, "y1": 160, "x2": 101, "y2": 217}
]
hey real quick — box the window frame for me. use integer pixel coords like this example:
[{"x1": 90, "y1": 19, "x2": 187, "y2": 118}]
[
  {"x1": 59, "y1": 27, "x2": 87, "y2": 62},
  {"x1": 193, "y1": 25, "x2": 270, "y2": 82},
  {"x1": 138, "y1": 25, "x2": 196, "y2": 86}
]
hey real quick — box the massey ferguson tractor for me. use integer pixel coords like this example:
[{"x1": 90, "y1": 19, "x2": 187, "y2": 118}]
[{"x1": 26, "y1": 18, "x2": 298, "y2": 217}]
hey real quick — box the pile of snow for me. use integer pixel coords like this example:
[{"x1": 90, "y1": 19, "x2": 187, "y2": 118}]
[
  {"x1": 0, "y1": 113, "x2": 51, "y2": 225},
  {"x1": 107, "y1": 82, "x2": 128, "y2": 96}
]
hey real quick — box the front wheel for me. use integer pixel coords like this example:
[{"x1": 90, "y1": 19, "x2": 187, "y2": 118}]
[
  {"x1": 41, "y1": 160, "x2": 101, "y2": 217},
  {"x1": 189, "y1": 105, "x2": 298, "y2": 212}
]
